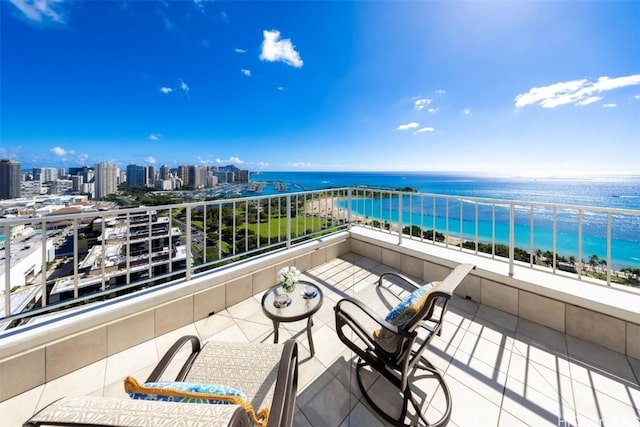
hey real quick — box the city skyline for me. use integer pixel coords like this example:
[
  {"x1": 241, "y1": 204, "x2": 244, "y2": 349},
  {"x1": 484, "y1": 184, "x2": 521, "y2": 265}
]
[{"x1": 2, "y1": 1, "x2": 639, "y2": 177}]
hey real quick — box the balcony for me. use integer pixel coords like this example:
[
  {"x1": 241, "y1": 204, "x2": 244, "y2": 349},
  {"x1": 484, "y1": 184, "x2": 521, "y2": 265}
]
[{"x1": 1, "y1": 190, "x2": 640, "y2": 426}]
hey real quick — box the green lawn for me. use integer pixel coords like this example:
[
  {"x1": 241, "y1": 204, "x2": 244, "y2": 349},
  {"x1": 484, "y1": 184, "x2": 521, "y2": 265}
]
[{"x1": 242, "y1": 215, "x2": 330, "y2": 238}]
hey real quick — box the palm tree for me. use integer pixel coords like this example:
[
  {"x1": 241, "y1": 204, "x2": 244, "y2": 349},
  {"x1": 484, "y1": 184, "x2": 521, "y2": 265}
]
[
  {"x1": 588, "y1": 254, "x2": 600, "y2": 272},
  {"x1": 599, "y1": 258, "x2": 608, "y2": 274},
  {"x1": 535, "y1": 249, "x2": 542, "y2": 263}
]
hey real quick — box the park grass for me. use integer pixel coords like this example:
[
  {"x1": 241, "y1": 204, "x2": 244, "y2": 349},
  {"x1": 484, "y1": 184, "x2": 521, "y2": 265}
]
[{"x1": 242, "y1": 215, "x2": 330, "y2": 238}]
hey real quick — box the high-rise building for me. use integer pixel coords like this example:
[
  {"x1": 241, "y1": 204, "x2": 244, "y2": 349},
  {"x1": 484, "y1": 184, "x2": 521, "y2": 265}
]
[
  {"x1": 94, "y1": 162, "x2": 119, "y2": 199},
  {"x1": 193, "y1": 166, "x2": 209, "y2": 188},
  {"x1": 160, "y1": 165, "x2": 170, "y2": 180},
  {"x1": 177, "y1": 165, "x2": 190, "y2": 187},
  {"x1": 237, "y1": 169, "x2": 250, "y2": 183},
  {"x1": 71, "y1": 175, "x2": 84, "y2": 193},
  {"x1": 147, "y1": 166, "x2": 156, "y2": 187},
  {"x1": 0, "y1": 159, "x2": 21, "y2": 200},
  {"x1": 126, "y1": 164, "x2": 147, "y2": 188},
  {"x1": 33, "y1": 167, "x2": 58, "y2": 182},
  {"x1": 69, "y1": 166, "x2": 94, "y2": 184}
]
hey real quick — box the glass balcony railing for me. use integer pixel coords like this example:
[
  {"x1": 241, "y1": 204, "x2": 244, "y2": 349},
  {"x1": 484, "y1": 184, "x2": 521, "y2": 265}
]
[{"x1": 1, "y1": 187, "x2": 639, "y2": 329}]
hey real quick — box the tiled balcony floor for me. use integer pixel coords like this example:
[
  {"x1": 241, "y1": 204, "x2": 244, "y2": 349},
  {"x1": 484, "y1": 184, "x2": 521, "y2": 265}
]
[{"x1": 3, "y1": 253, "x2": 640, "y2": 426}]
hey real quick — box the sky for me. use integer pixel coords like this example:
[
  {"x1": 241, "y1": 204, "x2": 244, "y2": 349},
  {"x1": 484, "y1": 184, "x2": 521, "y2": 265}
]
[{"x1": 1, "y1": 0, "x2": 639, "y2": 176}]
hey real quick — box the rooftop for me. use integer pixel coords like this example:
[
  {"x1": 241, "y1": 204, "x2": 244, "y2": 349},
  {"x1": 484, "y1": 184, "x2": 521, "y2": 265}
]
[{"x1": 3, "y1": 252, "x2": 639, "y2": 427}]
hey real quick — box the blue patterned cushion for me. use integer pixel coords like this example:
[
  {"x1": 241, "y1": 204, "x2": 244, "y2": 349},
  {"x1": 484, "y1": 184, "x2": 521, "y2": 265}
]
[
  {"x1": 373, "y1": 281, "x2": 440, "y2": 347},
  {"x1": 125, "y1": 377, "x2": 248, "y2": 404},
  {"x1": 124, "y1": 376, "x2": 269, "y2": 427}
]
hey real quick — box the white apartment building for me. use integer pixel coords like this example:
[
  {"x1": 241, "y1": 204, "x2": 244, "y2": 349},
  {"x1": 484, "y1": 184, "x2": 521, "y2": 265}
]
[
  {"x1": 94, "y1": 162, "x2": 119, "y2": 199},
  {"x1": 33, "y1": 167, "x2": 58, "y2": 182}
]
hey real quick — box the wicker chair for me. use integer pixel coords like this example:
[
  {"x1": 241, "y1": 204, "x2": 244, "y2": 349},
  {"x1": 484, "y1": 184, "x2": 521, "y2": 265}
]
[{"x1": 334, "y1": 263, "x2": 474, "y2": 426}]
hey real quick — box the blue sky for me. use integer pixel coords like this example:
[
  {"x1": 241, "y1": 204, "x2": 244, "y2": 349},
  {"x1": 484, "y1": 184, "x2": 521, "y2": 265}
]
[{"x1": 1, "y1": 0, "x2": 639, "y2": 176}]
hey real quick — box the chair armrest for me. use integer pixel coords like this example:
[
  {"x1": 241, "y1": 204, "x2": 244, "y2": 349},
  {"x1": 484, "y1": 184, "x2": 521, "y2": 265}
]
[
  {"x1": 335, "y1": 297, "x2": 411, "y2": 348},
  {"x1": 266, "y1": 340, "x2": 298, "y2": 427},
  {"x1": 437, "y1": 263, "x2": 475, "y2": 296},
  {"x1": 337, "y1": 297, "x2": 411, "y2": 335},
  {"x1": 378, "y1": 271, "x2": 421, "y2": 291},
  {"x1": 146, "y1": 335, "x2": 201, "y2": 382}
]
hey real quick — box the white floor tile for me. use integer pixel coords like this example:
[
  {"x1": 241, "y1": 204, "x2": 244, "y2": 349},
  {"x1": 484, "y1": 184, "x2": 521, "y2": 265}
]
[{"x1": 0, "y1": 385, "x2": 43, "y2": 427}]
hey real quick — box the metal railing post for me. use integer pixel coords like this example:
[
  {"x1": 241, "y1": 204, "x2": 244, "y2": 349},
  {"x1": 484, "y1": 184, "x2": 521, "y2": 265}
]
[
  {"x1": 552, "y1": 207, "x2": 557, "y2": 274},
  {"x1": 445, "y1": 198, "x2": 449, "y2": 248},
  {"x1": 529, "y1": 206, "x2": 534, "y2": 267},
  {"x1": 577, "y1": 210, "x2": 583, "y2": 279},
  {"x1": 509, "y1": 204, "x2": 515, "y2": 277},
  {"x1": 347, "y1": 188, "x2": 352, "y2": 229},
  {"x1": 286, "y1": 194, "x2": 292, "y2": 249},
  {"x1": 4, "y1": 224, "x2": 11, "y2": 317},
  {"x1": 607, "y1": 213, "x2": 612, "y2": 285},
  {"x1": 73, "y1": 217, "x2": 79, "y2": 299},
  {"x1": 186, "y1": 206, "x2": 192, "y2": 281},
  {"x1": 398, "y1": 193, "x2": 403, "y2": 245},
  {"x1": 41, "y1": 221, "x2": 47, "y2": 308},
  {"x1": 127, "y1": 212, "x2": 132, "y2": 281},
  {"x1": 102, "y1": 215, "x2": 107, "y2": 292}
]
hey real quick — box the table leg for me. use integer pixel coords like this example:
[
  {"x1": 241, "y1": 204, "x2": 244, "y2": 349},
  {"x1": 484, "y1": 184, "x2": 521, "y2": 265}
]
[
  {"x1": 272, "y1": 320, "x2": 280, "y2": 344},
  {"x1": 307, "y1": 316, "x2": 315, "y2": 357}
]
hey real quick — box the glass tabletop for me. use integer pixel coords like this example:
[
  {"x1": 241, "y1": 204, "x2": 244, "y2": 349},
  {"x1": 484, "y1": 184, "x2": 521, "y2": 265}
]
[{"x1": 261, "y1": 280, "x2": 323, "y2": 321}]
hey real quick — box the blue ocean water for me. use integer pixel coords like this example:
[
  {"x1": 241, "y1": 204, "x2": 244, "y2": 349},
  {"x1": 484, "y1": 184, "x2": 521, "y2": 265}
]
[{"x1": 251, "y1": 172, "x2": 640, "y2": 269}]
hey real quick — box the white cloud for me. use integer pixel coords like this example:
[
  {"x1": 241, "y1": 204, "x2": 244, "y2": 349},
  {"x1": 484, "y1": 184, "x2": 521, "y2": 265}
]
[
  {"x1": 289, "y1": 162, "x2": 312, "y2": 168},
  {"x1": 277, "y1": 86, "x2": 285, "y2": 91},
  {"x1": 149, "y1": 134, "x2": 161, "y2": 141},
  {"x1": 435, "y1": 89, "x2": 446, "y2": 94},
  {"x1": 77, "y1": 153, "x2": 89, "y2": 162},
  {"x1": 241, "y1": 69, "x2": 251, "y2": 77},
  {"x1": 260, "y1": 30, "x2": 303, "y2": 68},
  {"x1": 235, "y1": 48, "x2": 247, "y2": 53},
  {"x1": 160, "y1": 87, "x2": 173, "y2": 94},
  {"x1": 575, "y1": 96, "x2": 602, "y2": 106},
  {"x1": 634, "y1": 94, "x2": 640, "y2": 100},
  {"x1": 603, "y1": 103, "x2": 617, "y2": 108},
  {"x1": 179, "y1": 80, "x2": 189, "y2": 92},
  {"x1": 515, "y1": 74, "x2": 640, "y2": 109},
  {"x1": 414, "y1": 98, "x2": 431, "y2": 110},
  {"x1": 9, "y1": 0, "x2": 66, "y2": 24},
  {"x1": 395, "y1": 122, "x2": 419, "y2": 131},
  {"x1": 463, "y1": 108, "x2": 472, "y2": 115},
  {"x1": 416, "y1": 127, "x2": 435, "y2": 133},
  {"x1": 428, "y1": 108, "x2": 439, "y2": 114},
  {"x1": 215, "y1": 157, "x2": 244, "y2": 165},
  {"x1": 145, "y1": 156, "x2": 156, "y2": 164},
  {"x1": 51, "y1": 146, "x2": 74, "y2": 157}
]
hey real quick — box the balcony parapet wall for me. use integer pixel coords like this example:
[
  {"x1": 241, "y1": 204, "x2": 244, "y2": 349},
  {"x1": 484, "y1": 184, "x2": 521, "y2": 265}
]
[{"x1": 0, "y1": 232, "x2": 350, "y2": 402}]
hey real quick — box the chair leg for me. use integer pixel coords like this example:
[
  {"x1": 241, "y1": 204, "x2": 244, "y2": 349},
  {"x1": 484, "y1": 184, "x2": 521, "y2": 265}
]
[{"x1": 355, "y1": 358, "x2": 452, "y2": 427}]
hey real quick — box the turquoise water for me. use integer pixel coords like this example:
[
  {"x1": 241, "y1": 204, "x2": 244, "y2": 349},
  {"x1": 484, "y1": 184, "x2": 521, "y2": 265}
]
[
  {"x1": 338, "y1": 197, "x2": 638, "y2": 269},
  {"x1": 251, "y1": 172, "x2": 640, "y2": 269}
]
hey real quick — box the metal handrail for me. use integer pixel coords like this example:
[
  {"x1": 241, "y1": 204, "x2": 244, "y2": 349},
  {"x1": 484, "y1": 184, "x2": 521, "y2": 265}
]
[{"x1": 1, "y1": 187, "x2": 639, "y2": 327}]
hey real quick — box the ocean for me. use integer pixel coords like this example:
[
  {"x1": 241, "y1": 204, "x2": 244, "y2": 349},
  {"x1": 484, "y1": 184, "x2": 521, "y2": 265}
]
[{"x1": 250, "y1": 172, "x2": 640, "y2": 269}]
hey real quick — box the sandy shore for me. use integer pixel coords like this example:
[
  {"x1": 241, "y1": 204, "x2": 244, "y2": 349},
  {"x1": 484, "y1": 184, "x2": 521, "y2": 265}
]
[
  {"x1": 304, "y1": 196, "x2": 402, "y2": 231},
  {"x1": 304, "y1": 196, "x2": 634, "y2": 282}
]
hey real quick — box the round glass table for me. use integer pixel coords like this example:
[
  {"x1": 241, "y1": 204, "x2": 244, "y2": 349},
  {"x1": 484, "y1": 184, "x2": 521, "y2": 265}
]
[{"x1": 261, "y1": 280, "x2": 323, "y2": 356}]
